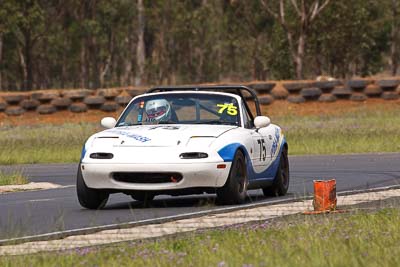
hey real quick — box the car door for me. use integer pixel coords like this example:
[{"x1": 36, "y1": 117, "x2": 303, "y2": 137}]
[
  {"x1": 240, "y1": 103, "x2": 267, "y2": 173},
  {"x1": 256, "y1": 125, "x2": 277, "y2": 167}
]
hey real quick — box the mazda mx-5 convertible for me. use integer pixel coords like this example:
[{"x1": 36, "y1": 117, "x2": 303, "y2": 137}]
[{"x1": 77, "y1": 85, "x2": 289, "y2": 209}]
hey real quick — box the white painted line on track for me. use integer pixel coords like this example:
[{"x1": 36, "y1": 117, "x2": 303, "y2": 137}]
[{"x1": 28, "y1": 198, "x2": 55, "y2": 203}]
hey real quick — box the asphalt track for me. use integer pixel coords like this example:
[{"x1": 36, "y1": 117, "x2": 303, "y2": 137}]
[{"x1": 0, "y1": 153, "x2": 399, "y2": 240}]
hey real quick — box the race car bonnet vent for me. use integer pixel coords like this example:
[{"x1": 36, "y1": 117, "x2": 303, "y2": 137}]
[
  {"x1": 179, "y1": 152, "x2": 208, "y2": 159},
  {"x1": 90, "y1": 153, "x2": 114, "y2": 159}
]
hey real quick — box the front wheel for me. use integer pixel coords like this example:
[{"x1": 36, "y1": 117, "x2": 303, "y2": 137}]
[
  {"x1": 76, "y1": 164, "x2": 109, "y2": 209},
  {"x1": 263, "y1": 147, "x2": 289, "y2": 197},
  {"x1": 217, "y1": 150, "x2": 248, "y2": 205}
]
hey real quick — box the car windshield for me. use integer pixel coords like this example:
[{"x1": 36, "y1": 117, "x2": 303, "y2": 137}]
[{"x1": 116, "y1": 93, "x2": 240, "y2": 126}]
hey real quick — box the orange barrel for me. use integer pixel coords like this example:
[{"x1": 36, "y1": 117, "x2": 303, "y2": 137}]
[{"x1": 313, "y1": 179, "x2": 337, "y2": 211}]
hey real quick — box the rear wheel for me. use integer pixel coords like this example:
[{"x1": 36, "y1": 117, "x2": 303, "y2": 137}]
[
  {"x1": 263, "y1": 147, "x2": 289, "y2": 197},
  {"x1": 217, "y1": 150, "x2": 248, "y2": 204},
  {"x1": 76, "y1": 164, "x2": 109, "y2": 209}
]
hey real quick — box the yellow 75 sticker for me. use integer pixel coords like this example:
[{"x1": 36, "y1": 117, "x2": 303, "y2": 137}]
[{"x1": 217, "y1": 103, "x2": 238, "y2": 116}]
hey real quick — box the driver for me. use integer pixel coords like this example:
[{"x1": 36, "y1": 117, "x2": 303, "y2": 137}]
[{"x1": 145, "y1": 99, "x2": 171, "y2": 122}]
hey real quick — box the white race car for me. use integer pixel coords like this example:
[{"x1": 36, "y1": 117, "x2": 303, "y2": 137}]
[{"x1": 77, "y1": 86, "x2": 289, "y2": 209}]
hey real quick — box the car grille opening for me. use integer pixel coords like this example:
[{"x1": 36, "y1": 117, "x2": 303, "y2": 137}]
[
  {"x1": 90, "y1": 153, "x2": 114, "y2": 159},
  {"x1": 113, "y1": 172, "x2": 183, "y2": 184}
]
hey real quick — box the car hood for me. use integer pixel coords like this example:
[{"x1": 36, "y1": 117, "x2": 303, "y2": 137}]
[{"x1": 91, "y1": 125, "x2": 237, "y2": 147}]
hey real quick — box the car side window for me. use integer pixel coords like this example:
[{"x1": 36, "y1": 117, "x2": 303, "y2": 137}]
[{"x1": 242, "y1": 103, "x2": 254, "y2": 129}]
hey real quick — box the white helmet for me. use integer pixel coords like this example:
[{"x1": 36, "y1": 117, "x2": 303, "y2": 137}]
[{"x1": 145, "y1": 99, "x2": 171, "y2": 122}]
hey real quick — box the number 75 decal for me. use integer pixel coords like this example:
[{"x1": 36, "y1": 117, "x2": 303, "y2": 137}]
[
  {"x1": 217, "y1": 103, "x2": 238, "y2": 116},
  {"x1": 257, "y1": 139, "x2": 266, "y2": 161}
]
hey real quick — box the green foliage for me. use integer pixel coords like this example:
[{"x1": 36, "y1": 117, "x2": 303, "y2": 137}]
[
  {"x1": 0, "y1": 0, "x2": 397, "y2": 90},
  {"x1": 275, "y1": 105, "x2": 400, "y2": 155},
  {"x1": 0, "y1": 170, "x2": 29, "y2": 186},
  {"x1": 308, "y1": 0, "x2": 390, "y2": 77},
  {"x1": 1, "y1": 208, "x2": 400, "y2": 266},
  {"x1": 0, "y1": 105, "x2": 399, "y2": 164},
  {"x1": 0, "y1": 123, "x2": 99, "y2": 164}
]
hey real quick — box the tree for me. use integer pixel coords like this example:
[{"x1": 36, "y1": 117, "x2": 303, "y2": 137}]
[
  {"x1": 389, "y1": 0, "x2": 400, "y2": 75},
  {"x1": 306, "y1": 0, "x2": 388, "y2": 78},
  {"x1": 0, "y1": 0, "x2": 17, "y2": 90},
  {"x1": 135, "y1": 0, "x2": 145, "y2": 86},
  {"x1": 261, "y1": 0, "x2": 331, "y2": 79}
]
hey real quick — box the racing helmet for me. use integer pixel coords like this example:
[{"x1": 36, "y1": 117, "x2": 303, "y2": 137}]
[{"x1": 145, "y1": 99, "x2": 171, "y2": 122}]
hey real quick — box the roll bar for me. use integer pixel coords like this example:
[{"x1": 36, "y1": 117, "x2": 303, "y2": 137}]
[{"x1": 147, "y1": 85, "x2": 261, "y2": 116}]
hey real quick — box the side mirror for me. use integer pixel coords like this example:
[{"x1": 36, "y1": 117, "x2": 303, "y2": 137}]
[
  {"x1": 254, "y1": 116, "x2": 271, "y2": 128},
  {"x1": 101, "y1": 117, "x2": 117, "y2": 129}
]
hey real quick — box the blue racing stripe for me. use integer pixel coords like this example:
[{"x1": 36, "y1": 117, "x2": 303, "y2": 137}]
[{"x1": 218, "y1": 139, "x2": 286, "y2": 181}]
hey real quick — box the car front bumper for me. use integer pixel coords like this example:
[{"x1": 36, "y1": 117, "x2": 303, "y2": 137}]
[{"x1": 81, "y1": 162, "x2": 232, "y2": 191}]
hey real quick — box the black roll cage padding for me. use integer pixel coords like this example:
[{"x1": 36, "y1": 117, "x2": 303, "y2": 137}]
[{"x1": 146, "y1": 85, "x2": 261, "y2": 118}]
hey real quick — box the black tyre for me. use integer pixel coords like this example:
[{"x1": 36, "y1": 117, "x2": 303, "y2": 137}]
[
  {"x1": 287, "y1": 95, "x2": 305, "y2": 104},
  {"x1": 263, "y1": 147, "x2": 289, "y2": 197},
  {"x1": 76, "y1": 164, "x2": 109, "y2": 209},
  {"x1": 217, "y1": 150, "x2": 248, "y2": 205},
  {"x1": 377, "y1": 79, "x2": 400, "y2": 90},
  {"x1": 347, "y1": 80, "x2": 370, "y2": 90},
  {"x1": 130, "y1": 191, "x2": 155, "y2": 202},
  {"x1": 300, "y1": 87, "x2": 322, "y2": 101}
]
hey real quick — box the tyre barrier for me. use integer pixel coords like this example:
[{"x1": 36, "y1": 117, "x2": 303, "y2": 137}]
[
  {"x1": 282, "y1": 82, "x2": 310, "y2": 104},
  {"x1": 318, "y1": 93, "x2": 337, "y2": 102},
  {"x1": 287, "y1": 95, "x2": 305, "y2": 104},
  {"x1": 3, "y1": 94, "x2": 26, "y2": 105},
  {"x1": 51, "y1": 97, "x2": 72, "y2": 110},
  {"x1": 0, "y1": 100, "x2": 7, "y2": 111},
  {"x1": 37, "y1": 104, "x2": 57, "y2": 115},
  {"x1": 300, "y1": 87, "x2": 322, "y2": 101},
  {"x1": 381, "y1": 91, "x2": 399, "y2": 100},
  {"x1": 347, "y1": 79, "x2": 371, "y2": 91},
  {"x1": 97, "y1": 89, "x2": 121, "y2": 100},
  {"x1": 347, "y1": 79, "x2": 371, "y2": 101},
  {"x1": 69, "y1": 103, "x2": 88, "y2": 113},
  {"x1": 5, "y1": 106, "x2": 25, "y2": 116},
  {"x1": 249, "y1": 82, "x2": 276, "y2": 94},
  {"x1": 115, "y1": 91, "x2": 132, "y2": 106},
  {"x1": 364, "y1": 85, "x2": 382, "y2": 98},
  {"x1": 258, "y1": 95, "x2": 274, "y2": 105},
  {"x1": 270, "y1": 86, "x2": 289, "y2": 99},
  {"x1": 21, "y1": 99, "x2": 40, "y2": 110},
  {"x1": 126, "y1": 88, "x2": 143, "y2": 97},
  {"x1": 0, "y1": 78, "x2": 399, "y2": 116},
  {"x1": 332, "y1": 86, "x2": 352, "y2": 99},
  {"x1": 84, "y1": 96, "x2": 106, "y2": 109},
  {"x1": 63, "y1": 89, "x2": 92, "y2": 102},
  {"x1": 378, "y1": 79, "x2": 400, "y2": 100},
  {"x1": 282, "y1": 82, "x2": 314, "y2": 92},
  {"x1": 37, "y1": 92, "x2": 60, "y2": 104},
  {"x1": 377, "y1": 79, "x2": 400, "y2": 91},
  {"x1": 314, "y1": 80, "x2": 341, "y2": 92},
  {"x1": 100, "y1": 101, "x2": 119, "y2": 112},
  {"x1": 350, "y1": 92, "x2": 368, "y2": 102}
]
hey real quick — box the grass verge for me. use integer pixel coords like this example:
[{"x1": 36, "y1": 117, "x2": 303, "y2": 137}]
[
  {"x1": 0, "y1": 171, "x2": 29, "y2": 186},
  {"x1": 277, "y1": 106, "x2": 400, "y2": 154},
  {"x1": 1, "y1": 204, "x2": 399, "y2": 266},
  {"x1": 0, "y1": 105, "x2": 399, "y2": 164},
  {"x1": 0, "y1": 123, "x2": 99, "y2": 164}
]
